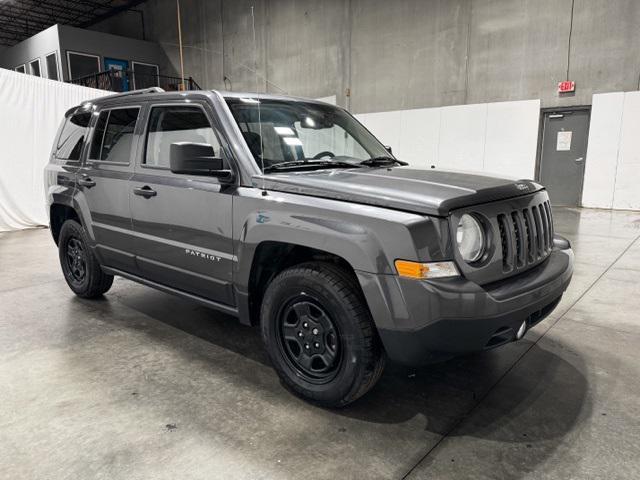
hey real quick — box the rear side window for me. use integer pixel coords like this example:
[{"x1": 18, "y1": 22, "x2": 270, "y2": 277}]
[
  {"x1": 144, "y1": 105, "x2": 223, "y2": 168},
  {"x1": 56, "y1": 112, "x2": 91, "y2": 160},
  {"x1": 89, "y1": 107, "x2": 140, "y2": 163}
]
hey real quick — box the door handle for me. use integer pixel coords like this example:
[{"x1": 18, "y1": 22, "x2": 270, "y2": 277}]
[
  {"x1": 57, "y1": 174, "x2": 73, "y2": 186},
  {"x1": 575, "y1": 157, "x2": 584, "y2": 163},
  {"x1": 133, "y1": 186, "x2": 157, "y2": 198},
  {"x1": 78, "y1": 177, "x2": 96, "y2": 188}
]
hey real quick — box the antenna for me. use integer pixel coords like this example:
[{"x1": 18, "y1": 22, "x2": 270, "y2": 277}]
[{"x1": 251, "y1": 5, "x2": 267, "y2": 195}]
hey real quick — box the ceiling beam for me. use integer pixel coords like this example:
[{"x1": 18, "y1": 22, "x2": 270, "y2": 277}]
[
  {"x1": 78, "y1": 0, "x2": 148, "y2": 28},
  {"x1": 0, "y1": 0, "x2": 146, "y2": 47},
  {"x1": 0, "y1": 4, "x2": 71, "y2": 26},
  {"x1": 20, "y1": 1, "x2": 96, "y2": 23}
]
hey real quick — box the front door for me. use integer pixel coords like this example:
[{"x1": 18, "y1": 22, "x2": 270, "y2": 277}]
[
  {"x1": 538, "y1": 109, "x2": 590, "y2": 206},
  {"x1": 78, "y1": 105, "x2": 141, "y2": 273},
  {"x1": 130, "y1": 102, "x2": 235, "y2": 306},
  {"x1": 104, "y1": 58, "x2": 130, "y2": 92}
]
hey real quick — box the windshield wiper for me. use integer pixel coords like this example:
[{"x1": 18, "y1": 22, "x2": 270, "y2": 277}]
[
  {"x1": 263, "y1": 160, "x2": 359, "y2": 173},
  {"x1": 359, "y1": 156, "x2": 408, "y2": 167}
]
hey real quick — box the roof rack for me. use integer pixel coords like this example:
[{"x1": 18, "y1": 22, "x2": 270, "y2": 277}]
[{"x1": 82, "y1": 87, "x2": 166, "y2": 105}]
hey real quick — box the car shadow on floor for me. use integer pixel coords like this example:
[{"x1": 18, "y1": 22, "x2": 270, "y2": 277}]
[{"x1": 81, "y1": 280, "x2": 590, "y2": 475}]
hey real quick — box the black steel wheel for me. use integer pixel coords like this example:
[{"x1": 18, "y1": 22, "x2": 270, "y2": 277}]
[
  {"x1": 58, "y1": 219, "x2": 113, "y2": 298},
  {"x1": 277, "y1": 297, "x2": 342, "y2": 384},
  {"x1": 65, "y1": 237, "x2": 87, "y2": 284},
  {"x1": 261, "y1": 262, "x2": 385, "y2": 407}
]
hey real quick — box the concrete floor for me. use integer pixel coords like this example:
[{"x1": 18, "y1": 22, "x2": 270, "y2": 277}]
[{"x1": 1, "y1": 207, "x2": 639, "y2": 480}]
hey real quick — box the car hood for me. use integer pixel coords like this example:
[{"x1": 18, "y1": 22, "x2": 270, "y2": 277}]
[{"x1": 253, "y1": 167, "x2": 543, "y2": 216}]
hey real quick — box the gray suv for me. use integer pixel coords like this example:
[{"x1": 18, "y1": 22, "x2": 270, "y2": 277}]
[{"x1": 45, "y1": 88, "x2": 573, "y2": 407}]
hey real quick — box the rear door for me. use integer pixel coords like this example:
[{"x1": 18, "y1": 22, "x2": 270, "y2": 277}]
[
  {"x1": 77, "y1": 105, "x2": 141, "y2": 273},
  {"x1": 130, "y1": 101, "x2": 235, "y2": 306}
]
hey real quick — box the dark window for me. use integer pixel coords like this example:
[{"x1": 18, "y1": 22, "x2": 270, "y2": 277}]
[
  {"x1": 67, "y1": 52, "x2": 100, "y2": 80},
  {"x1": 56, "y1": 112, "x2": 91, "y2": 160},
  {"x1": 144, "y1": 106, "x2": 223, "y2": 168},
  {"x1": 15, "y1": 65, "x2": 26, "y2": 74},
  {"x1": 29, "y1": 59, "x2": 41, "y2": 77},
  {"x1": 89, "y1": 112, "x2": 108, "y2": 160},
  {"x1": 46, "y1": 53, "x2": 59, "y2": 81},
  {"x1": 89, "y1": 108, "x2": 139, "y2": 163},
  {"x1": 132, "y1": 62, "x2": 159, "y2": 89}
]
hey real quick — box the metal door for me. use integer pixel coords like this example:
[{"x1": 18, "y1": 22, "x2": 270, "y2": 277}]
[
  {"x1": 130, "y1": 101, "x2": 235, "y2": 306},
  {"x1": 538, "y1": 109, "x2": 590, "y2": 206},
  {"x1": 77, "y1": 105, "x2": 141, "y2": 274}
]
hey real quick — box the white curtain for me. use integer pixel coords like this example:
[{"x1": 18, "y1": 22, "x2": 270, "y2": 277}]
[{"x1": 0, "y1": 68, "x2": 108, "y2": 231}]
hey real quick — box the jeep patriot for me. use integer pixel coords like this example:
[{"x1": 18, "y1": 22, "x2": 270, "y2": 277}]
[{"x1": 45, "y1": 88, "x2": 573, "y2": 407}]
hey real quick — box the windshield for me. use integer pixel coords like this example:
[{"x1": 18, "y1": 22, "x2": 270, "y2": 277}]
[{"x1": 225, "y1": 97, "x2": 391, "y2": 172}]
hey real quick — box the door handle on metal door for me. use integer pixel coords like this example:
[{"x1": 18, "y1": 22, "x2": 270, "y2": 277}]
[
  {"x1": 78, "y1": 177, "x2": 96, "y2": 188},
  {"x1": 133, "y1": 186, "x2": 157, "y2": 198},
  {"x1": 575, "y1": 157, "x2": 584, "y2": 163}
]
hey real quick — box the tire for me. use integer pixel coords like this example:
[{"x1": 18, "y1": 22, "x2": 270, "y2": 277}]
[
  {"x1": 261, "y1": 262, "x2": 385, "y2": 407},
  {"x1": 58, "y1": 219, "x2": 113, "y2": 298}
]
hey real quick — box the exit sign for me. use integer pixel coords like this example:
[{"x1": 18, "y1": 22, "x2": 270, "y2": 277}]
[{"x1": 558, "y1": 81, "x2": 576, "y2": 93}]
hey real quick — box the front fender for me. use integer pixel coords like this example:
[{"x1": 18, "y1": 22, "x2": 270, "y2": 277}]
[
  {"x1": 231, "y1": 188, "x2": 448, "y2": 325},
  {"x1": 235, "y1": 209, "x2": 391, "y2": 289}
]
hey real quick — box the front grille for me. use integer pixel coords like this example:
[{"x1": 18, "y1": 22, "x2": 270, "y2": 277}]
[{"x1": 498, "y1": 200, "x2": 553, "y2": 273}]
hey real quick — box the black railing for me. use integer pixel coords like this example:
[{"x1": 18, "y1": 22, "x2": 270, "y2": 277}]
[{"x1": 69, "y1": 69, "x2": 201, "y2": 92}]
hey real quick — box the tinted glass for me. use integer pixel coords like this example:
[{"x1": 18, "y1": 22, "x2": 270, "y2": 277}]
[
  {"x1": 89, "y1": 108, "x2": 139, "y2": 162},
  {"x1": 132, "y1": 63, "x2": 159, "y2": 89},
  {"x1": 46, "y1": 53, "x2": 59, "y2": 81},
  {"x1": 15, "y1": 65, "x2": 26, "y2": 74},
  {"x1": 89, "y1": 111, "x2": 108, "y2": 160},
  {"x1": 68, "y1": 52, "x2": 100, "y2": 79},
  {"x1": 56, "y1": 112, "x2": 91, "y2": 160},
  {"x1": 29, "y1": 60, "x2": 41, "y2": 77},
  {"x1": 144, "y1": 106, "x2": 222, "y2": 168}
]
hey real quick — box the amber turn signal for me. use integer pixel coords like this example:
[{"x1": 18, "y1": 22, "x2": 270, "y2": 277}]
[{"x1": 394, "y1": 260, "x2": 459, "y2": 279}]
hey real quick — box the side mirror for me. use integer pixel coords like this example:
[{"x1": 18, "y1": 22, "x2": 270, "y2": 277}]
[
  {"x1": 170, "y1": 142, "x2": 233, "y2": 180},
  {"x1": 385, "y1": 145, "x2": 393, "y2": 155}
]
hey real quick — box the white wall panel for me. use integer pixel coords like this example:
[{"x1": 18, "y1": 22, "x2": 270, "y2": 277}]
[
  {"x1": 581, "y1": 92, "x2": 624, "y2": 209},
  {"x1": 613, "y1": 92, "x2": 640, "y2": 210},
  {"x1": 396, "y1": 107, "x2": 440, "y2": 169},
  {"x1": 438, "y1": 103, "x2": 486, "y2": 172},
  {"x1": 582, "y1": 91, "x2": 640, "y2": 211},
  {"x1": 356, "y1": 110, "x2": 402, "y2": 151},
  {"x1": 356, "y1": 99, "x2": 541, "y2": 179},
  {"x1": 0, "y1": 68, "x2": 108, "y2": 231},
  {"x1": 484, "y1": 100, "x2": 540, "y2": 179}
]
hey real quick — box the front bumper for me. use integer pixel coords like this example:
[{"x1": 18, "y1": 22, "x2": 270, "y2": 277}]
[{"x1": 358, "y1": 238, "x2": 573, "y2": 366}]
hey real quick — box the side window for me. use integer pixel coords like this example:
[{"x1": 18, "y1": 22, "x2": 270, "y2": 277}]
[
  {"x1": 144, "y1": 105, "x2": 224, "y2": 168},
  {"x1": 56, "y1": 112, "x2": 91, "y2": 160},
  {"x1": 89, "y1": 107, "x2": 140, "y2": 163}
]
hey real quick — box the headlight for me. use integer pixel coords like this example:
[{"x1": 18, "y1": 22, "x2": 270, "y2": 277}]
[{"x1": 456, "y1": 214, "x2": 485, "y2": 263}]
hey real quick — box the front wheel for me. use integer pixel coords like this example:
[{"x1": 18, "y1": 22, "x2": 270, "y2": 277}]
[
  {"x1": 261, "y1": 262, "x2": 385, "y2": 407},
  {"x1": 58, "y1": 219, "x2": 113, "y2": 298}
]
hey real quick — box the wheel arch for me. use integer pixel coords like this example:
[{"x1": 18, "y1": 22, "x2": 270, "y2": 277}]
[
  {"x1": 233, "y1": 210, "x2": 394, "y2": 326},
  {"x1": 50, "y1": 203, "x2": 82, "y2": 245},
  {"x1": 241, "y1": 241, "x2": 364, "y2": 326}
]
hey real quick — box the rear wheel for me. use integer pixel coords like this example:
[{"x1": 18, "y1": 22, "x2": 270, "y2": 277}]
[
  {"x1": 261, "y1": 262, "x2": 385, "y2": 407},
  {"x1": 58, "y1": 219, "x2": 113, "y2": 298}
]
